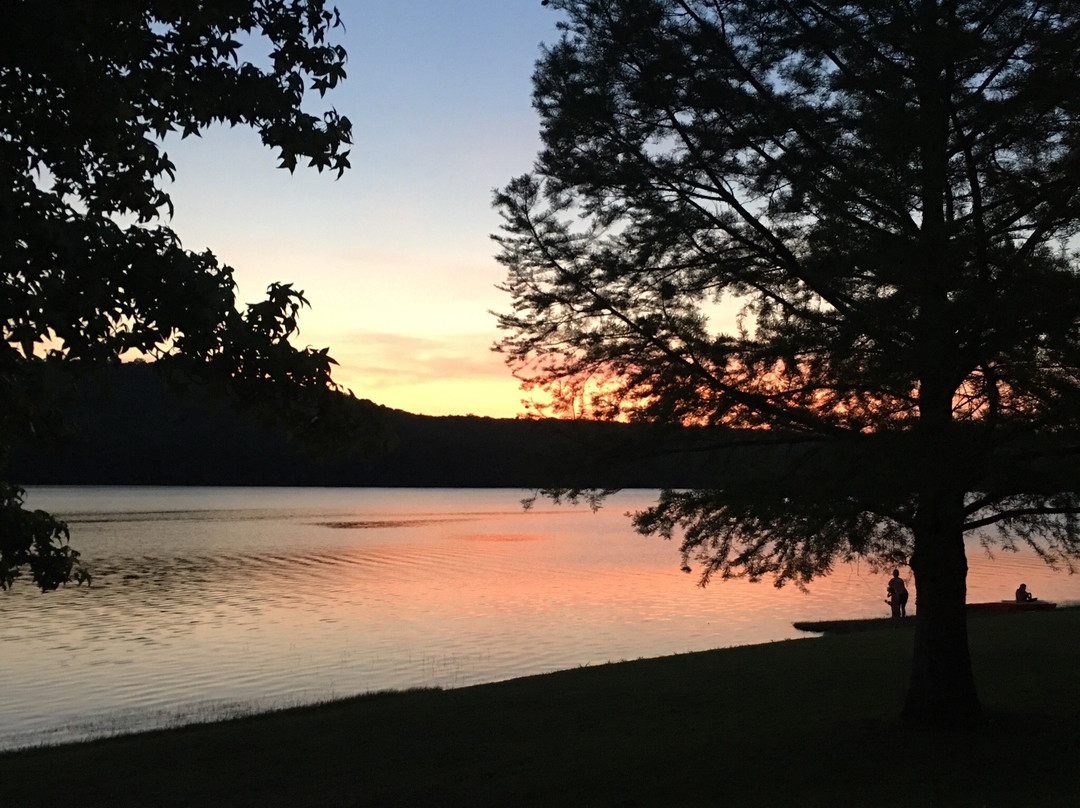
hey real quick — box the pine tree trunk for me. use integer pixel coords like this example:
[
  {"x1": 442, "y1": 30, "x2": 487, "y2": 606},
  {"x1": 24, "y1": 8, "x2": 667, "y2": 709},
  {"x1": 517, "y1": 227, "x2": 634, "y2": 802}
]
[
  {"x1": 902, "y1": 484, "x2": 982, "y2": 728},
  {"x1": 903, "y1": 4, "x2": 981, "y2": 726}
]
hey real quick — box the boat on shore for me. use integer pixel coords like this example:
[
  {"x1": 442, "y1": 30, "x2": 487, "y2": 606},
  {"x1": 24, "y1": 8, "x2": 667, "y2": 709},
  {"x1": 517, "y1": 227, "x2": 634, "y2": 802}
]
[
  {"x1": 966, "y1": 600, "x2": 1057, "y2": 612},
  {"x1": 794, "y1": 601, "x2": 1059, "y2": 634},
  {"x1": 793, "y1": 616, "x2": 912, "y2": 634}
]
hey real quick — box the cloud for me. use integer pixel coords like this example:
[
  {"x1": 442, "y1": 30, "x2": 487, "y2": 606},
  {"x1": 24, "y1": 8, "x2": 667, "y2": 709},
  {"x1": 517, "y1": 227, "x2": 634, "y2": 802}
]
[
  {"x1": 332, "y1": 330, "x2": 505, "y2": 384},
  {"x1": 324, "y1": 330, "x2": 525, "y2": 417}
]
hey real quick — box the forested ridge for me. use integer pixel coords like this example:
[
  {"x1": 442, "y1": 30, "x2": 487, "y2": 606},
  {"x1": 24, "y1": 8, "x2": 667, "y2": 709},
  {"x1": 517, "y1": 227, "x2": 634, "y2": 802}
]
[{"x1": 5, "y1": 364, "x2": 779, "y2": 489}]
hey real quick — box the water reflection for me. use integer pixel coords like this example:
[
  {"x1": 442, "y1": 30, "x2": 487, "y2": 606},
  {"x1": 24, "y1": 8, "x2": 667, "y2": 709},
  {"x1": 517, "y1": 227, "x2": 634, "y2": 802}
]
[{"x1": 2, "y1": 486, "x2": 1078, "y2": 751}]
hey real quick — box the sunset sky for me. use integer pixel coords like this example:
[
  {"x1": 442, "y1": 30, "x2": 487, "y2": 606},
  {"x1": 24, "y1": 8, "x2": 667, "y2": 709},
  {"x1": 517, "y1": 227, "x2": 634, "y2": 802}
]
[{"x1": 160, "y1": 1, "x2": 561, "y2": 418}]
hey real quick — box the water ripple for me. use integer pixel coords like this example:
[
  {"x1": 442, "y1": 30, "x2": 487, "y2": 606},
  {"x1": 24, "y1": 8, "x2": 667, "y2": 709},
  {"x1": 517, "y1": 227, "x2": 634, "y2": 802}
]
[{"x1": 3, "y1": 486, "x2": 1079, "y2": 753}]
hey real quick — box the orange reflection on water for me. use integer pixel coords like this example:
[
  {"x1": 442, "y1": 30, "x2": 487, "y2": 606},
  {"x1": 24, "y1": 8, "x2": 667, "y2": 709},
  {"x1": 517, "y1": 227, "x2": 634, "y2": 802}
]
[{"x1": 3, "y1": 486, "x2": 1079, "y2": 752}]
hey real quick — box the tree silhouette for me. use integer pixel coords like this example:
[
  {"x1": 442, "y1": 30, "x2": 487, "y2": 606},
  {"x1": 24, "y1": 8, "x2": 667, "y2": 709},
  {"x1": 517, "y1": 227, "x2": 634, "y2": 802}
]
[
  {"x1": 495, "y1": 0, "x2": 1080, "y2": 728},
  {"x1": 1, "y1": 1, "x2": 382, "y2": 591}
]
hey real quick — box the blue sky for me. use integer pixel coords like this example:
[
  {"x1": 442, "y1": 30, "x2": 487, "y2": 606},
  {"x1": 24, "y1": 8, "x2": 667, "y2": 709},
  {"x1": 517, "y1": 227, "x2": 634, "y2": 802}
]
[{"x1": 160, "y1": 1, "x2": 563, "y2": 416}]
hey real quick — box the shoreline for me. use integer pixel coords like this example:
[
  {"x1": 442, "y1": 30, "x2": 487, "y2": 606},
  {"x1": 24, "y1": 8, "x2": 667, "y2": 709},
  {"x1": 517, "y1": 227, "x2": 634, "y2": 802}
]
[
  {"x1": 6, "y1": 603, "x2": 1078, "y2": 755},
  {"x1": 2, "y1": 608, "x2": 1078, "y2": 806}
]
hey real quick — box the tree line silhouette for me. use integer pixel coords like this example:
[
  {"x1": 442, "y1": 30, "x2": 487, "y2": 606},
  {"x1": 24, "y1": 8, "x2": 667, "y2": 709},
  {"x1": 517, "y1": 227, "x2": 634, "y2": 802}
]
[{"x1": 7, "y1": 363, "x2": 778, "y2": 490}]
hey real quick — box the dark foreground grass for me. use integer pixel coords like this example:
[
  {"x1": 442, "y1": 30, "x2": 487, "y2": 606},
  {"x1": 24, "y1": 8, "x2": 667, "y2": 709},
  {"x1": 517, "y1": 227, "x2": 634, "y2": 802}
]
[{"x1": 2, "y1": 609, "x2": 1078, "y2": 807}]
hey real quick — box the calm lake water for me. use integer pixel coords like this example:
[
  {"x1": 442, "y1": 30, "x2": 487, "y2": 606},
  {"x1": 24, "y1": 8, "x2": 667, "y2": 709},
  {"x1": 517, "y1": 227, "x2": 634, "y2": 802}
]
[{"x1": 3, "y1": 486, "x2": 1078, "y2": 751}]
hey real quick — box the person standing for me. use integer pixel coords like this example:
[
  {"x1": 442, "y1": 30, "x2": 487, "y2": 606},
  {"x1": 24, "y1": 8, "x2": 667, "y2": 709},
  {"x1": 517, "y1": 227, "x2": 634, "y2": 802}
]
[{"x1": 887, "y1": 569, "x2": 909, "y2": 619}]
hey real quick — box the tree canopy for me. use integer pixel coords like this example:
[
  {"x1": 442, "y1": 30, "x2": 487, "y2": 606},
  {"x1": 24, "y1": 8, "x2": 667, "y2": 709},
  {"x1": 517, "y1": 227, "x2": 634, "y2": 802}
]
[
  {"x1": 495, "y1": 0, "x2": 1080, "y2": 726},
  {"x1": 1, "y1": 0, "x2": 382, "y2": 592}
]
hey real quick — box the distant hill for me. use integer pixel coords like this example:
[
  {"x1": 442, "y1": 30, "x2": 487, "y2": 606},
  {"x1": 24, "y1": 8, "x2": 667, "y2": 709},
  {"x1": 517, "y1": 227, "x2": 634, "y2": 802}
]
[{"x1": 4, "y1": 363, "x2": 781, "y2": 489}]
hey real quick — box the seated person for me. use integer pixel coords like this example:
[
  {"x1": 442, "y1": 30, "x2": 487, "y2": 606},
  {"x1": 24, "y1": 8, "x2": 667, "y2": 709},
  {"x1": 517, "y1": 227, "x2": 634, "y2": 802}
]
[{"x1": 1015, "y1": 583, "x2": 1035, "y2": 602}]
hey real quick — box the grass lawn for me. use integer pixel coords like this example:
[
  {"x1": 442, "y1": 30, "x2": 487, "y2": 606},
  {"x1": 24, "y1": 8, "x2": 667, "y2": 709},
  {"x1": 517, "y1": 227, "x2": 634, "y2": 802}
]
[{"x1": 2, "y1": 608, "x2": 1077, "y2": 807}]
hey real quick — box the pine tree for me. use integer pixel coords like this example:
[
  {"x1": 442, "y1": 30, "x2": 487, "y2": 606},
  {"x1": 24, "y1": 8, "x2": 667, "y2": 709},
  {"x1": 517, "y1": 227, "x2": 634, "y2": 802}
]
[{"x1": 495, "y1": 0, "x2": 1080, "y2": 727}]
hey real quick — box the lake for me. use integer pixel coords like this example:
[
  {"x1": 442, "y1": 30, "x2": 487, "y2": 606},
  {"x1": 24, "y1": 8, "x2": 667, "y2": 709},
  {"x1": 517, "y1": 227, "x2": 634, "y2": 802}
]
[{"x1": 3, "y1": 486, "x2": 1078, "y2": 751}]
